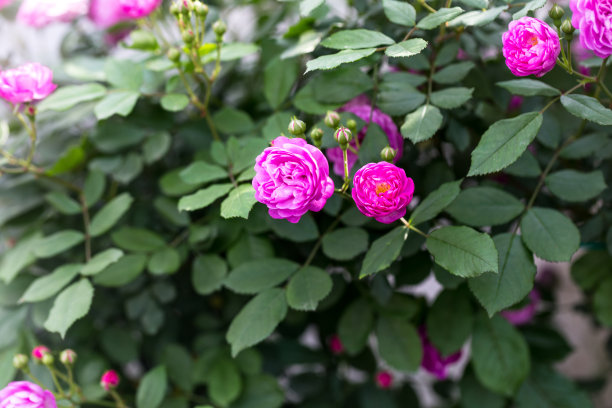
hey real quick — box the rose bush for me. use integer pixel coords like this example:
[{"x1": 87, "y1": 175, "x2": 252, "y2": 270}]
[{"x1": 0, "y1": 0, "x2": 611, "y2": 407}]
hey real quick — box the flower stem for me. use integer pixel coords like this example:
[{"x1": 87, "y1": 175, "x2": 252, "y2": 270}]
[
  {"x1": 399, "y1": 217, "x2": 428, "y2": 238},
  {"x1": 341, "y1": 148, "x2": 350, "y2": 192}
]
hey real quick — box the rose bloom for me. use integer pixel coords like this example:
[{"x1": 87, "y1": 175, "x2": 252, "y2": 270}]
[
  {"x1": 419, "y1": 327, "x2": 462, "y2": 380},
  {"x1": 327, "y1": 95, "x2": 403, "y2": 177},
  {"x1": 100, "y1": 370, "x2": 120, "y2": 391},
  {"x1": 502, "y1": 17, "x2": 561, "y2": 77},
  {"x1": 501, "y1": 289, "x2": 540, "y2": 326},
  {"x1": 253, "y1": 136, "x2": 334, "y2": 223},
  {"x1": 17, "y1": 0, "x2": 88, "y2": 27},
  {"x1": 119, "y1": 0, "x2": 162, "y2": 19},
  {"x1": 89, "y1": 0, "x2": 128, "y2": 28},
  {"x1": 0, "y1": 381, "x2": 57, "y2": 408},
  {"x1": 0, "y1": 0, "x2": 13, "y2": 10},
  {"x1": 351, "y1": 162, "x2": 414, "y2": 223},
  {"x1": 0, "y1": 63, "x2": 57, "y2": 106},
  {"x1": 571, "y1": 0, "x2": 612, "y2": 58}
]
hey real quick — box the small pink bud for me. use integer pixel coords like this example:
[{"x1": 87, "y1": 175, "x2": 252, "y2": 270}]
[
  {"x1": 100, "y1": 370, "x2": 120, "y2": 391},
  {"x1": 328, "y1": 334, "x2": 344, "y2": 355},
  {"x1": 376, "y1": 371, "x2": 393, "y2": 389},
  {"x1": 31, "y1": 346, "x2": 50, "y2": 361},
  {"x1": 334, "y1": 126, "x2": 352, "y2": 147},
  {"x1": 60, "y1": 349, "x2": 77, "y2": 365},
  {"x1": 507, "y1": 95, "x2": 524, "y2": 112}
]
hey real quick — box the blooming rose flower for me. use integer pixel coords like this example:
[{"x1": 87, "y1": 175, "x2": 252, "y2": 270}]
[
  {"x1": 0, "y1": 381, "x2": 57, "y2": 408},
  {"x1": 571, "y1": 0, "x2": 612, "y2": 58},
  {"x1": 17, "y1": 0, "x2": 88, "y2": 27},
  {"x1": 351, "y1": 162, "x2": 414, "y2": 223},
  {"x1": 119, "y1": 0, "x2": 162, "y2": 19},
  {"x1": 502, "y1": 17, "x2": 561, "y2": 77},
  {"x1": 375, "y1": 371, "x2": 393, "y2": 389},
  {"x1": 0, "y1": 63, "x2": 57, "y2": 105},
  {"x1": 100, "y1": 370, "x2": 120, "y2": 391},
  {"x1": 327, "y1": 96, "x2": 403, "y2": 177},
  {"x1": 31, "y1": 346, "x2": 50, "y2": 361},
  {"x1": 253, "y1": 136, "x2": 334, "y2": 223},
  {"x1": 501, "y1": 289, "x2": 540, "y2": 326},
  {"x1": 89, "y1": 0, "x2": 128, "y2": 28},
  {"x1": 0, "y1": 0, "x2": 13, "y2": 10},
  {"x1": 419, "y1": 328, "x2": 462, "y2": 380}
]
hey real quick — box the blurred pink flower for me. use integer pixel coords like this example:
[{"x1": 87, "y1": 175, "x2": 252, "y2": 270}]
[
  {"x1": 0, "y1": 381, "x2": 57, "y2": 408},
  {"x1": 0, "y1": 0, "x2": 13, "y2": 10},
  {"x1": 89, "y1": 0, "x2": 128, "y2": 28},
  {"x1": 100, "y1": 370, "x2": 120, "y2": 391},
  {"x1": 501, "y1": 290, "x2": 540, "y2": 326},
  {"x1": 328, "y1": 334, "x2": 344, "y2": 355},
  {"x1": 507, "y1": 95, "x2": 524, "y2": 112},
  {"x1": 31, "y1": 345, "x2": 50, "y2": 361},
  {"x1": 419, "y1": 327, "x2": 462, "y2": 380},
  {"x1": 571, "y1": 0, "x2": 612, "y2": 58},
  {"x1": 375, "y1": 371, "x2": 393, "y2": 389},
  {"x1": 119, "y1": 0, "x2": 162, "y2": 19},
  {"x1": 0, "y1": 63, "x2": 57, "y2": 105},
  {"x1": 17, "y1": 0, "x2": 88, "y2": 27}
]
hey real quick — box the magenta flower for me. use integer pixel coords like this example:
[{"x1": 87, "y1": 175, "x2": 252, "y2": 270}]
[
  {"x1": 30, "y1": 346, "x2": 50, "y2": 361},
  {"x1": 351, "y1": 162, "x2": 414, "y2": 223},
  {"x1": 507, "y1": 95, "x2": 524, "y2": 112},
  {"x1": 571, "y1": 0, "x2": 612, "y2": 58},
  {"x1": 253, "y1": 136, "x2": 334, "y2": 223},
  {"x1": 419, "y1": 328, "x2": 462, "y2": 380},
  {"x1": 501, "y1": 289, "x2": 540, "y2": 326},
  {"x1": 0, "y1": 381, "x2": 57, "y2": 408},
  {"x1": 326, "y1": 96, "x2": 403, "y2": 177},
  {"x1": 119, "y1": 0, "x2": 162, "y2": 19},
  {"x1": 89, "y1": 0, "x2": 129, "y2": 28},
  {"x1": 0, "y1": 0, "x2": 13, "y2": 10},
  {"x1": 17, "y1": 0, "x2": 88, "y2": 27},
  {"x1": 502, "y1": 17, "x2": 560, "y2": 77},
  {"x1": 328, "y1": 334, "x2": 344, "y2": 355},
  {"x1": 100, "y1": 370, "x2": 120, "y2": 391},
  {"x1": 375, "y1": 371, "x2": 393, "y2": 389},
  {"x1": 0, "y1": 63, "x2": 57, "y2": 106}
]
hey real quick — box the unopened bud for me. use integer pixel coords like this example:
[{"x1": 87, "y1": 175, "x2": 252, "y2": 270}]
[
  {"x1": 167, "y1": 48, "x2": 181, "y2": 63},
  {"x1": 334, "y1": 126, "x2": 352, "y2": 147},
  {"x1": 101, "y1": 370, "x2": 120, "y2": 391},
  {"x1": 31, "y1": 345, "x2": 50, "y2": 362},
  {"x1": 288, "y1": 118, "x2": 307, "y2": 136},
  {"x1": 213, "y1": 20, "x2": 226, "y2": 40},
  {"x1": 182, "y1": 30, "x2": 195, "y2": 45},
  {"x1": 324, "y1": 111, "x2": 340, "y2": 128},
  {"x1": 13, "y1": 354, "x2": 28, "y2": 370},
  {"x1": 347, "y1": 119, "x2": 357, "y2": 133},
  {"x1": 60, "y1": 349, "x2": 77, "y2": 365},
  {"x1": 548, "y1": 4, "x2": 564, "y2": 21},
  {"x1": 42, "y1": 353, "x2": 54, "y2": 366},
  {"x1": 310, "y1": 127, "x2": 324, "y2": 148},
  {"x1": 170, "y1": 3, "x2": 181, "y2": 16},
  {"x1": 26, "y1": 105, "x2": 36, "y2": 119},
  {"x1": 376, "y1": 371, "x2": 393, "y2": 389},
  {"x1": 380, "y1": 146, "x2": 397, "y2": 162},
  {"x1": 561, "y1": 19, "x2": 575, "y2": 37},
  {"x1": 194, "y1": 2, "x2": 208, "y2": 18}
]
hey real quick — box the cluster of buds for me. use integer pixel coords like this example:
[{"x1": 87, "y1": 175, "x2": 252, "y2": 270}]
[{"x1": 548, "y1": 4, "x2": 574, "y2": 39}]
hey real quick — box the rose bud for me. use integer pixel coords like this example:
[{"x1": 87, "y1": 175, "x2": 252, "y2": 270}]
[
  {"x1": 310, "y1": 127, "x2": 324, "y2": 148},
  {"x1": 380, "y1": 146, "x2": 397, "y2": 163},
  {"x1": 324, "y1": 111, "x2": 340, "y2": 128},
  {"x1": 213, "y1": 20, "x2": 226, "y2": 40},
  {"x1": 376, "y1": 371, "x2": 393, "y2": 389},
  {"x1": 31, "y1": 346, "x2": 50, "y2": 362},
  {"x1": 100, "y1": 370, "x2": 120, "y2": 391},
  {"x1": 334, "y1": 126, "x2": 352, "y2": 148},
  {"x1": 60, "y1": 349, "x2": 77, "y2": 365},
  {"x1": 194, "y1": 2, "x2": 208, "y2": 18},
  {"x1": 41, "y1": 353, "x2": 54, "y2": 366},
  {"x1": 288, "y1": 118, "x2": 307, "y2": 136},
  {"x1": 12, "y1": 354, "x2": 29, "y2": 370}
]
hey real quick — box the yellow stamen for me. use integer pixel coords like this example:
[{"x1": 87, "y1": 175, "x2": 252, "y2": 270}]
[
  {"x1": 528, "y1": 36, "x2": 538, "y2": 46},
  {"x1": 375, "y1": 182, "x2": 391, "y2": 195}
]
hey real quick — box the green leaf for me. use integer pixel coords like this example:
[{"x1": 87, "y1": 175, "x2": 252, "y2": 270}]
[
  {"x1": 448, "y1": 6, "x2": 506, "y2": 27},
  {"x1": 148, "y1": 248, "x2": 181, "y2": 275},
  {"x1": 228, "y1": 375, "x2": 283, "y2": 408},
  {"x1": 226, "y1": 288, "x2": 288, "y2": 356},
  {"x1": 161, "y1": 344, "x2": 192, "y2": 391},
  {"x1": 143, "y1": 131, "x2": 172, "y2": 164},
  {"x1": 469, "y1": 233, "x2": 536, "y2": 316},
  {"x1": 521, "y1": 208, "x2": 580, "y2": 262},
  {"x1": 504, "y1": 150, "x2": 541, "y2": 178},
  {"x1": 376, "y1": 316, "x2": 422, "y2": 372},
  {"x1": 432, "y1": 61, "x2": 475, "y2": 84},
  {"x1": 192, "y1": 255, "x2": 228, "y2": 295},
  {"x1": 545, "y1": 170, "x2": 607, "y2": 202},
  {"x1": 212, "y1": 42, "x2": 260, "y2": 62},
  {"x1": 208, "y1": 358, "x2": 242, "y2": 406},
  {"x1": 571, "y1": 251, "x2": 611, "y2": 290},
  {"x1": 89, "y1": 193, "x2": 133, "y2": 237},
  {"x1": 20, "y1": 264, "x2": 81, "y2": 303},
  {"x1": 160, "y1": 94, "x2": 189, "y2": 112},
  {"x1": 385, "y1": 39, "x2": 428, "y2": 58},
  {"x1": 213, "y1": 108, "x2": 255, "y2": 134},
  {"x1": 105, "y1": 58, "x2": 143, "y2": 90},
  {"x1": 111, "y1": 227, "x2": 166, "y2": 252},
  {"x1": 300, "y1": 0, "x2": 324, "y2": 16},
  {"x1": 225, "y1": 259, "x2": 299, "y2": 294},
  {"x1": 0, "y1": 232, "x2": 41, "y2": 283},
  {"x1": 179, "y1": 161, "x2": 227, "y2": 185},
  {"x1": 560, "y1": 133, "x2": 609, "y2": 159},
  {"x1": 268, "y1": 214, "x2": 319, "y2": 242},
  {"x1": 468, "y1": 112, "x2": 543, "y2": 176},
  {"x1": 430, "y1": 87, "x2": 473, "y2": 109},
  {"x1": 221, "y1": 185, "x2": 258, "y2": 219},
  {"x1": 34, "y1": 230, "x2": 84, "y2": 258},
  {"x1": 417, "y1": 7, "x2": 464, "y2": 29},
  {"x1": 446, "y1": 187, "x2": 524, "y2": 226},
  {"x1": 125, "y1": 29, "x2": 159, "y2": 51},
  {"x1": 312, "y1": 66, "x2": 374, "y2": 104},
  {"x1": 137, "y1": 366, "x2": 167, "y2": 408},
  {"x1": 286, "y1": 266, "x2": 332, "y2": 311},
  {"x1": 94, "y1": 254, "x2": 147, "y2": 287},
  {"x1": 264, "y1": 57, "x2": 299, "y2": 109},
  {"x1": 360, "y1": 227, "x2": 406, "y2": 278},
  {"x1": 378, "y1": 73, "x2": 426, "y2": 116},
  {"x1": 281, "y1": 30, "x2": 322, "y2": 59},
  {"x1": 322, "y1": 227, "x2": 368, "y2": 261},
  {"x1": 382, "y1": 0, "x2": 416, "y2": 26},
  {"x1": 45, "y1": 192, "x2": 81, "y2": 215},
  {"x1": 560, "y1": 94, "x2": 612, "y2": 125},
  {"x1": 409, "y1": 179, "x2": 462, "y2": 226},
  {"x1": 44, "y1": 279, "x2": 94, "y2": 338},
  {"x1": 84, "y1": 170, "x2": 106, "y2": 207},
  {"x1": 594, "y1": 277, "x2": 612, "y2": 326},
  {"x1": 338, "y1": 299, "x2": 374, "y2": 355},
  {"x1": 516, "y1": 364, "x2": 593, "y2": 408},
  {"x1": 47, "y1": 145, "x2": 85, "y2": 176},
  {"x1": 305, "y1": 48, "x2": 377, "y2": 73},
  {"x1": 513, "y1": 0, "x2": 547, "y2": 19},
  {"x1": 81, "y1": 249, "x2": 124, "y2": 276},
  {"x1": 178, "y1": 184, "x2": 234, "y2": 212},
  {"x1": 321, "y1": 29, "x2": 394, "y2": 50},
  {"x1": 226, "y1": 137, "x2": 269, "y2": 174},
  {"x1": 426, "y1": 226, "x2": 498, "y2": 278},
  {"x1": 38, "y1": 84, "x2": 107, "y2": 112},
  {"x1": 472, "y1": 314, "x2": 530, "y2": 395},
  {"x1": 460, "y1": 371, "x2": 506, "y2": 408},
  {"x1": 401, "y1": 104, "x2": 443, "y2": 144},
  {"x1": 426, "y1": 289, "x2": 474, "y2": 356},
  {"x1": 94, "y1": 90, "x2": 140, "y2": 120},
  {"x1": 497, "y1": 79, "x2": 560, "y2": 97}
]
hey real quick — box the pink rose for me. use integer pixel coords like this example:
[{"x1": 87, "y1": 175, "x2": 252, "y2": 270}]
[
  {"x1": 501, "y1": 289, "x2": 540, "y2": 326},
  {"x1": 119, "y1": 0, "x2": 162, "y2": 19},
  {"x1": 17, "y1": 0, "x2": 88, "y2": 27},
  {"x1": 0, "y1": 0, "x2": 13, "y2": 10},
  {"x1": 30, "y1": 345, "x2": 50, "y2": 361},
  {"x1": 89, "y1": 0, "x2": 129, "y2": 28},
  {"x1": 351, "y1": 162, "x2": 414, "y2": 223},
  {"x1": 375, "y1": 371, "x2": 393, "y2": 389},
  {"x1": 0, "y1": 381, "x2": 57, "y2": 408},
  {"x1": 571, "y1": 0, "x2": 612, "y2": 58},
  {"x1": 253, "y1": 136, "x2": 334, "y2": 223},
  {"x1": 419, "y1": 328, "x2": 462, "y2": 380},
  {"x1": 327, "y1": 96, "x2": 403, "y2": 177},
  {"x1": 100, "y1": 370, "x2": 120, "y2": 391},
  {"x1": 502, "y1": 17, "x2": 561, "y2": 77},
  {"x1": 0, "y1": 63, "x2": 57, "y2": 105}
]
